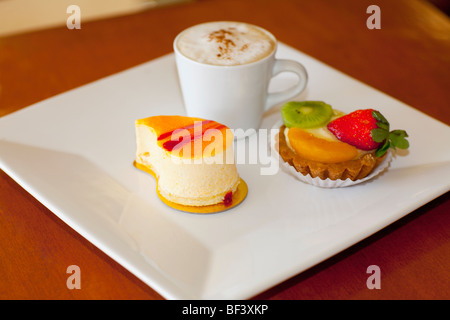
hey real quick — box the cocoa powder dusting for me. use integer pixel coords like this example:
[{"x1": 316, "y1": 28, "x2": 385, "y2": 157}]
[
  {"x1": 208, "y1": 28, "x2": 237, "y2": 59},
  {"x1": 240, "y1": 44, "x2": 248, "y2": 51}
]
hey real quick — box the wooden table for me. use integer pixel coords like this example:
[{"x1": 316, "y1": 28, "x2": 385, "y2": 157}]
[{"x1": 1, "y1": 0, "x2": 449, "y2": 300}]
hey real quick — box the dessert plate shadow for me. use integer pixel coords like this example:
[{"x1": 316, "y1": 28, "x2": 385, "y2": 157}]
[{"x1": 0, "y1": 43, "x2": 449, "y2": 299}]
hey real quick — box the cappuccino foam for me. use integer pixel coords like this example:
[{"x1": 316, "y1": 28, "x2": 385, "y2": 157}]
[{"x1": 176, "y1": 21, "x2": 276, "y2": 66}]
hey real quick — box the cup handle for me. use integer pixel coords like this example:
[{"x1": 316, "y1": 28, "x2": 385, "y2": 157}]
[{"x1": 265, "y1": 59, "x2": 308, "y2": 111}]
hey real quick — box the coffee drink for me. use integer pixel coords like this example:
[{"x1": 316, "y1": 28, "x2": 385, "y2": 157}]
[
  {"x1": 176, "y1": 21, "x2": 276, "y2": 66},
  {"x1": 174, "y1": 21, "x2": 308, "y2": 133}
]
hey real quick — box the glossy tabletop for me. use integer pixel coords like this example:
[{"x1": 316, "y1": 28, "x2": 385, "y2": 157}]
[{"x1": 0, "y1": 0, "x2": 449, "y2": 299}]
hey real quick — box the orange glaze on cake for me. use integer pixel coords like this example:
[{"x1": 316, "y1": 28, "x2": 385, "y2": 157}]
[{"x1": 135, "y1": 116, "x2": 232, "y2": 159}]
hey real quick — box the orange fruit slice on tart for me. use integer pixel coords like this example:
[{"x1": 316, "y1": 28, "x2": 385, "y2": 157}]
[{"x1": 286, "y1": 127, "x2": 359, "y2": 164}]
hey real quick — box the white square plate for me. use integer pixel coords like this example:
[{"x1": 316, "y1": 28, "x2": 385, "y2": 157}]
[{"x1": 1, "y1": 43, "x2": 449, "y2": 299}]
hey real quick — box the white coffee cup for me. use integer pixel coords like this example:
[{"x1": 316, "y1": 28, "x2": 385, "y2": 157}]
[{"x1": 174, "y1": 21, "x2": 308, "y2": 136}]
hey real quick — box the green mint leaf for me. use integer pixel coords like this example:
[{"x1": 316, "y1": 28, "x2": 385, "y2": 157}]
[
  {"x1": 371, "y1": 111, "x2": 409, "y2": 157},
  {"x1": 375, "y1": 140, "x2": 390, "y2": 157},
  {"x1": 371, "y1": 128, "x2": 389, "y2": 142},
  {"x1": 388, "y1": 132, "x2": 401, "y2": 148},
  {"x1": 389, "y1": 130, "x2": 409, "y2": 149},
  {"x1": 376, "y1": 122, "x2": 389, "y2": 130},
  {"x1": 372, "y1": 110, "x2": 389, "y2": 126},
  {"x1": 395, "y1": 137, "x2": 409, "y2": 149},
  {"x1": 391, "y1": 129, "x2": 408, "y2": 138}
]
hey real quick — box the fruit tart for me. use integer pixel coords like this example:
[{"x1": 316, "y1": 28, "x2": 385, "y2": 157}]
[{"x1": 276, "y1": 101, "x2": 409, "y2": 187}]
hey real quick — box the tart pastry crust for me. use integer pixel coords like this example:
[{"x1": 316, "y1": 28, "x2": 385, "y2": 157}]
[{"x1": 278, "y1": 125, "x2": 387, "y2": 181}]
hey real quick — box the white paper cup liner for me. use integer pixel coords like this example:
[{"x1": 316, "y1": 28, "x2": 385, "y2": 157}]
[{"x1": 270, "y1": 120, "x2": 392, "y2": 188}]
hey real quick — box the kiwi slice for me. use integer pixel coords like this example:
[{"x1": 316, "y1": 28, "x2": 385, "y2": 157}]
[{"x1": 281, "y1": 101, "x2": 333, "y2": 129}]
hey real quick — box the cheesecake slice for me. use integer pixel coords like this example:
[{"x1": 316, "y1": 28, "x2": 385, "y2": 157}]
[{"x1": 135, "y1": 115, "x2": 241, "y2": 207}]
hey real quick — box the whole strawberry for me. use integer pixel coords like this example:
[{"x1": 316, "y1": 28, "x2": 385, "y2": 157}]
[{"x1": 327, "y1": 109, "x2": 409, "y2": 156}]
